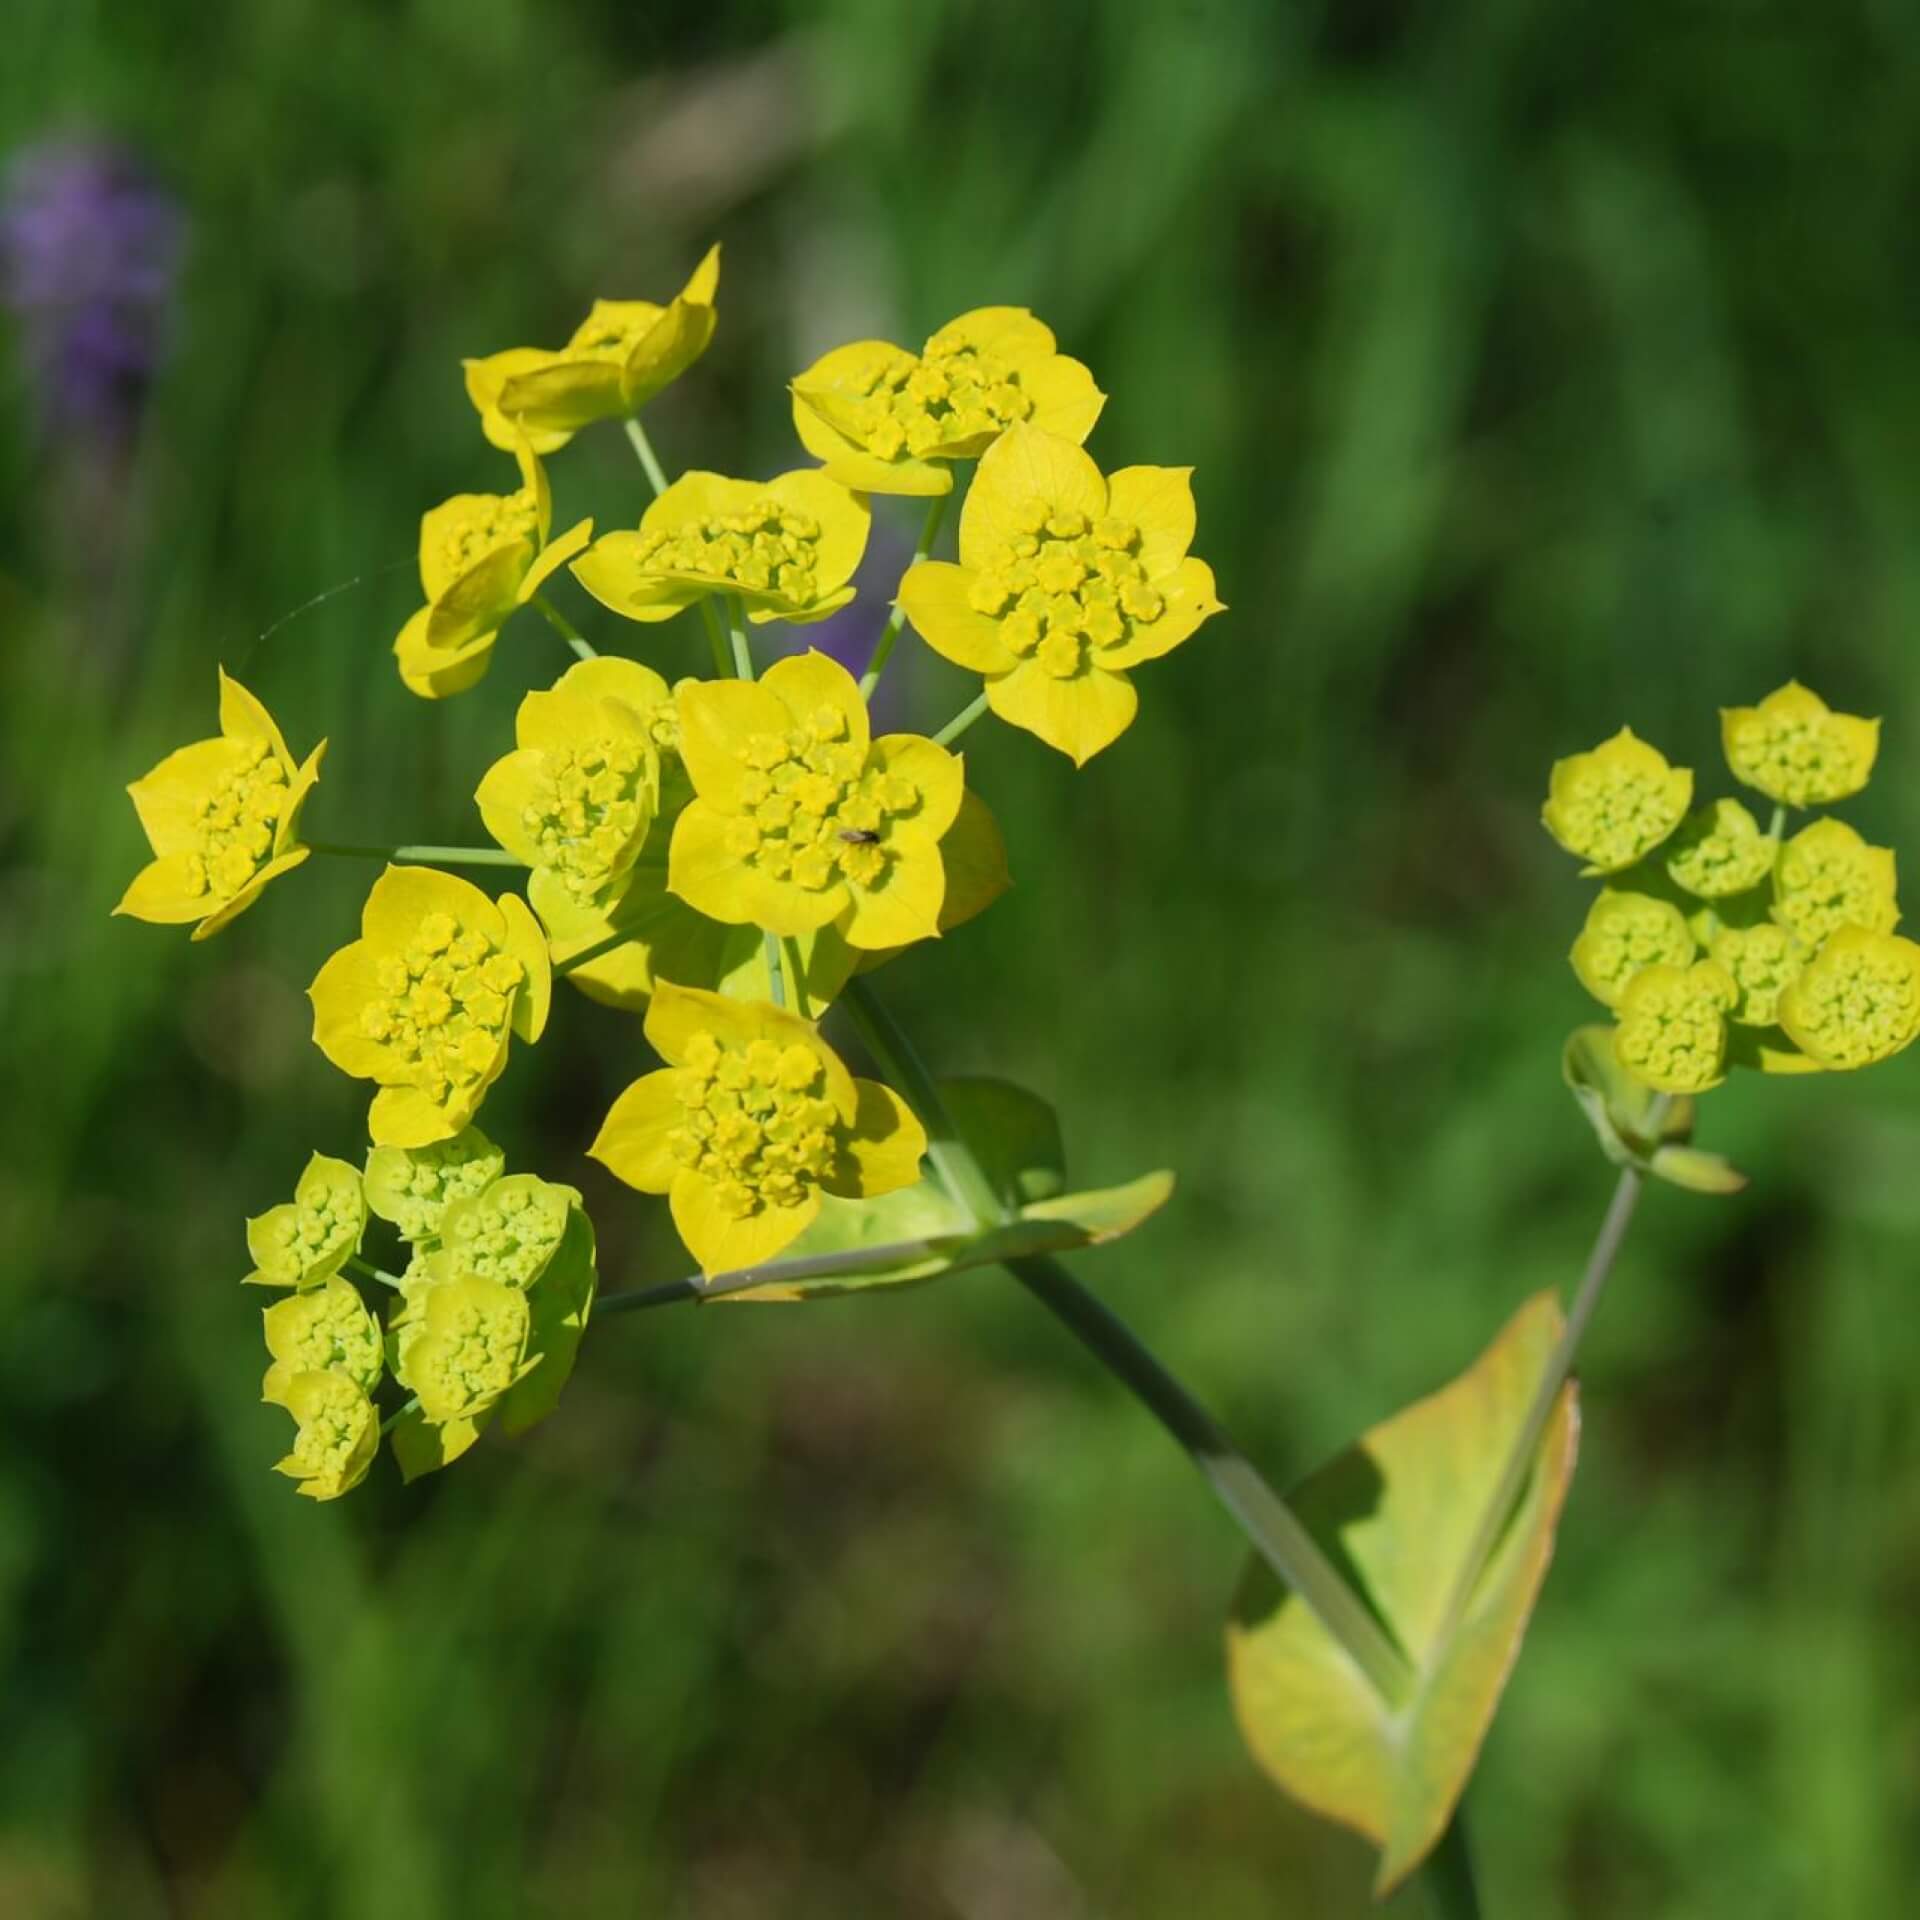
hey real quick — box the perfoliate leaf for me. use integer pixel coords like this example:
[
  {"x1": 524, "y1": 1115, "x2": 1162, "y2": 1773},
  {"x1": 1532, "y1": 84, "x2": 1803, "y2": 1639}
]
[
  {"x1": 1225, "y1": 1293, "x2": 1579, "y2": 1895},
  {"x1": 938, "y1": 1077, "x2": 1067, "y2": 1205},
  {"x1": 497, "y1": 1205, "x2": 597, "y2": 1437}
]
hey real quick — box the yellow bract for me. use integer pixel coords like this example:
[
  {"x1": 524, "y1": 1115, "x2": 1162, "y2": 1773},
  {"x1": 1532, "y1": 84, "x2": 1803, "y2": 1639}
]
[
  {"x1": 589, "y1": 982, "x2": 927, "y2": 1274},
  {"x1": 115, "y1": 668, "x2": 325, "y2": 941},
  {"x1": 1771, "y1": 817, "x2": 1899, "y2": 949},
  {"x1": 244, "y1": 1152, "x2": 366, "y2": 1288},
  {"x1": 466, "y1": 244, "x2": 721, "y2": 446},
  {"x1": 669, "y1": 651, "x2": 964, "y2": 950},
  {"x1": 1721, "y1": 681, "x2": 1879, "y2": 808},
  {"x1": 1613, "y1": 960, "x2": 1737, "y2": 1093},
  {"x1": 260, "y1": 1275, "x2": 383, "y2": 1402},
  {"x1": 1541, "y1": 728, "x2": 1692, "y2": 874},
  {"x1": 572, "y1": 469, "x2": 869, "y2": 627},
  {"x1": 791, "y1": 306, "x2": 1105, "y2": 495},
  {"x1": 1778, "y1": 927, "x2": 1920, "y2": 1070},
  {"x1": 475, "y1": 656, "x2": 669, "y2": 927},
  {"x1": 1569, "y1": 890, "x2": 1695, "y2": 1009},
  {"x1": 898, "y1": 425, "x2": 1224, "y2": 764},
  {"x1": 308, "y1": 866, "x2": 552, "y2": 1148},
  {"x1": 392, "y1": 440, "x2": 594, "y2": 699},
  {"x1": 392, "y1": 1272, "x2": 534, "y2": 1426}
]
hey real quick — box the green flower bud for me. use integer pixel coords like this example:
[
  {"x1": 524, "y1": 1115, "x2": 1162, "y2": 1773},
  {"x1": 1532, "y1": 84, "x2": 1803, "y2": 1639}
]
[
  {"x1": 1778, "y1": 927, "x2": 1920, "y2": 1070},
  {"x1": 1771, "y1": 818, "x2": 1899, "y2": 951},
  {"x1": 264, "y1": 1368, "x2": 378, "y2": 1501},
  {"x1": 1542, "y1": 728, "x2": 1692, "y2": 875},
  {"x1": 244, "y1": 1152, "x2": 366, "y2": 1289},
  {"x1": 363, "y1": 1127, "x2": 505, "y2": 1243},
  {"x1": 1664, "y1": 798, "x2": 1777, "y2": 900},
  {"x1": 260, "y1": 1275, "x2": 383, "y2": 1401},
  {"x1": 428, "y1": 1173, "x2": 576, "y2": 1292},
  {"x1": 1614, "y1": 960, "x2": 1737, "y2": 1094},
  {"x1": 1570, "y1": 890, "x2": 1696, "y2": 1009}
]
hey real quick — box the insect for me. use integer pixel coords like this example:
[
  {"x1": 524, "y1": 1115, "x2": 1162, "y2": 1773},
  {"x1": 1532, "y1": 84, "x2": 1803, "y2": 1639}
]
[{"x1": 838, "y1": 828, "x2": 882, "y2": 845}]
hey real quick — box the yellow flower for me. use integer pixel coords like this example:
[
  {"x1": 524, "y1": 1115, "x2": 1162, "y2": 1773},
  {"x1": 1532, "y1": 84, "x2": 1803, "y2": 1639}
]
[
  {"x1": 263, "y1": 1368, "x2": 378, "y2": 1501},
  {"x1": 1664, "y1": 798, "x2": 1777, "y2": 899},
  {"x1": 467, "y1": 245, "x2": 721, "y2": 445},
  {"x1": 115, "y1": 667, "x2": 326, "y2": 940},
  {"x1": 244, "y1": 1152, "x2": 366, "y2": 1288},
  {"x1": 1722, "y1": 682, "x2": 1879, "y2": 808},
  {"x1": 1541, "y1": 728, "x2": 1692, "y2": 874},
  {"x1": 1771, "y1": 818, "x2": 1898, "y2": 949},
  {"x1": 1778, "y1": 927, "x2": 1920, "y2": 1069},
  {"x1": 1569, "y1": 890, "x2": 1696, "y2": 1008},
  {"x1": 260, "y1": 1275, "x2": 383, "y2": 1401},
  {"x1": 363, "y1": 1127, "x2": 505, "y2": 1243},
  {"x1": 392, "y1": 1273, "x2": 534, "y2": 1426},
  {"x1": 590, "y1": 982, "x2": 927, "y2": 1274},
  {"x1": 572, "y1": 469, "x2": 869, "y2": 627},
  {"x1": 392, "y1": 440, "x2": 594, "y2": 700},
  {"x1": 475, "y1": 656, "x2": 668, "y2": 929},
  {"x1": 1613, "y1": 960, "x2": 1738, "y2": 1094},
  {"x1": 1710, "y1": 922, "x2": 1805, "y2": 1027},
  {"x1": 898, "y1": 425, "x2": 1224, "y2": 764},
  {"x1": 669, "y1": 651, "x2": 964, "y2": 949},
  {"x1": 308, "y1": 867, "x2": 552, "y2": 1148},
  {"x1": 791, "y1": 306, "x2": 1104, "y2": 496}
]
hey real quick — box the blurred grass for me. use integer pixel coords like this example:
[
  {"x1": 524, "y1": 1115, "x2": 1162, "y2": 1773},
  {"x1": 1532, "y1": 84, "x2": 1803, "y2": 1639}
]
[{"x1": 7, "y1": 0, "x2": 1920, "y2": 1913}]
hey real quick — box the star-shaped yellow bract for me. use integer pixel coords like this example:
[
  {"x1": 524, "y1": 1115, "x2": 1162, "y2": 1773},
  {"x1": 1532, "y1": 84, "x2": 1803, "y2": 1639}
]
[
  {"x1": 898, "y1": 425, "x2": 1224, "y2": 765},
  {"x1": 1779, "y1": 927, "x2": 1920, "y2": 1070},
  {"x1": 308, "y1": 866, "x2": 552, "y2": 1149},
  {"x1": 392, "y1": 440, "x2": 594, "y2": 699},
  {"x1": 1722, "y1": 681, "x2": 1879, "y2": 809},
  {"x1": 244, "y1": 1152, "x2": 366, "y2": 1288},
  {"x1": 791, "y1": 306, "x2": 1105, "y2": 496},
  {"x1": 1569, "y1": 890, "x2": 1696, "y2": 1009},
  {"x1": 590, "y1": 982, "x2": 927, "y2": 1274},
  {"x1": 115, "y1": 668, "x2": 326, "y2": 941},
  {"x1": 572, "y1": 470, "x2": 869, "y2": 628},
  {"x1": 260, "y1": 1275, "x2": 383, "y2": 1404},
  {"x1": 1541, "y1": 728, "x2": 1692, "y2": 874},
  {"x1": 475, "y1": 656, "x2": 670, "y2": 932},
  {"x1": 669, "y1": 650, "x2": 964, "y2": 950},
  {"x1": 466, "y1": 245, "x2": 721, "y2": 447}
]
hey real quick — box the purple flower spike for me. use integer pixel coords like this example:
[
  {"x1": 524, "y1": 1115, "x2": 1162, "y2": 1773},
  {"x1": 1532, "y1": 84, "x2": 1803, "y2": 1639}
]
[{"x1": 1, "y1": 136, "x2": 184, "y2": 439}]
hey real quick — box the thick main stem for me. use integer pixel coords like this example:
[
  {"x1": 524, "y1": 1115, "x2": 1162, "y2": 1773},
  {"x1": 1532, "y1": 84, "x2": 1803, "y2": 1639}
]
[
  {"x1": 1434, "y1": 1164, "x2": 1642, "y2": 1647},
  {"x1": 1421, "y1": 1809, "x2": 1482, "y2": 1920},
  {"x1": 838, "y1": 978, "x2": 1415, "y2": 1708},
  {"x1": 860, "y1": 493, "x2": 949, "y2": 699}
]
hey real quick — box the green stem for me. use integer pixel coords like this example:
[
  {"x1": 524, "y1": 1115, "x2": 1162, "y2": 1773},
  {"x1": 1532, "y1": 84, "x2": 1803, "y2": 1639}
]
[
  {"x1": 347, "y1": 1255, "x2": 403, "y2": 1290},
  {"x1": 933, "y1": 690, "x2": 991, "y2": 749},
  {"x1": 763, "y1": 931, "x2": 787, "y2": 1009},
  {"x1": 531, "y1": 591, "x2": 596, "y2": 661},
  {"x1": 308, "y1": 841, "x2": 525, "y2": 869},
  {"x1": 1008, "y1": 1252, "x2": 1414, "y2": 1707},
  {"x1": 699, "y1": 600, "x2": 733, "y2": 677},
  {"x1": 379, "y1": 1395, "x2": 421, "y2": 1436},
  {"x1": 727, "y1": 594, "x2": 756, "y2": 680},
  {"x1": 622, "y1": 415, "x2": 670, "y2": 497},
  {"x1": 781, "y1": 935, "x2": 809, "y2": 1018},
  {"x1": 839, "y1": 978, "x2": 1009, "y2": 1228},
  {"x1": 1420, "y1": 1811, "x2": 1482, "y2": 1920},
  {"x1": 1767, "y1": 802, "x2": 1788, "y2": 842},
  {"x1": 594, "y1": 1231, "x2": 979, "y2": 1318},
  {"x1": 1433, "y1": 1163, "x2": 1643, "y2": 1648},
  {"x1": 553, "y1": 929, "x2": 636, "y2": 978},
  {"x1": 860, "y1": 493, "x2": 949, "y2": 699}
]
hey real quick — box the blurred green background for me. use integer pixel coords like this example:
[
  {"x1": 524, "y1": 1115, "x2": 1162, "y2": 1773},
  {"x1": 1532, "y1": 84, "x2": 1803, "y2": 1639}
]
[{"x1": 8, "y1": 1, "x2": 1920, "y2": 1914}]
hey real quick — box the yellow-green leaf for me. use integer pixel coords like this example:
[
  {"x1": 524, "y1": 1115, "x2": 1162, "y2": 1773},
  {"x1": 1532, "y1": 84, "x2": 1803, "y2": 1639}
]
[{"x1": 1225, "y1": 1292, "x2": 1579, "y2": 1895}]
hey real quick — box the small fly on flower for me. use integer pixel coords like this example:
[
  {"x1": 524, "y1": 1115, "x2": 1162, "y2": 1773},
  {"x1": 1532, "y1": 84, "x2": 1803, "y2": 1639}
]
[{"x1": 838, "y1": 827, "x2": 882, "y2": 845}]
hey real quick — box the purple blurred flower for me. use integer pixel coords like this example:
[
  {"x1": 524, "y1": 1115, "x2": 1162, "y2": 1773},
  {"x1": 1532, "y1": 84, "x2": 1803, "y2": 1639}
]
[{"x1": 1, "y1": 137, "x2": 183, "y2": 438}]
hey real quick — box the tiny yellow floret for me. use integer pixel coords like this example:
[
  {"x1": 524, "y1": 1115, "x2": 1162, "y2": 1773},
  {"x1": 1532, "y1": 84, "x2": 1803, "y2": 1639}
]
[
  {"x1": 1542, "y1": 728, "x2": 1692, "y2": 874},
  {"x1": 1721, "y1": 682, "x2": 1880, "y2": 808},
  {"x1": 791, "y1": 307, "x2": 1104, "y2": 495},
  {"x1": 116, "y1": 668, "x2": 326, "y2": 940},
  {"x1": 1613, "y1": 960, "x2": 1737, "y2": 1093},
  {"x1": 1778, "y1": 927, "x2": 1920, "y2": 1070},
  {"x1": 589, "y1": 982, "x2": 926, "y2": 1274}
]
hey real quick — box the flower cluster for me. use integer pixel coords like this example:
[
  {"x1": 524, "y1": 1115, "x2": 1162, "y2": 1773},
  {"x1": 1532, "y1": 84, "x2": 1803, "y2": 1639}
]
[
  {"x1": 1546, "y1": 683, "x2": 1920, "y2": 1091},
  {"x1": 115, "y1": 243, "x2": 1223, "y2": 1497}
]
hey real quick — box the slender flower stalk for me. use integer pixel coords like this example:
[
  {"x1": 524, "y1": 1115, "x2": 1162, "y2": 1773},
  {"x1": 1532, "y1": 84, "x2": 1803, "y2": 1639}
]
[
  {"x1": 307, "y1": 841, "x2": 526, "y2": 868},
  {"x1": 860, "y1": 493, "x2": 949, "y2": 698},
  {"x1": 933, "y1": 690, "x2": 991, "y2": 748},
  {"x1": 622, "y1": 415, "x2": 670, "y2": 497},
  {"x1": 530, "y1": 591, "x2": 595, "y2": 660}
]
